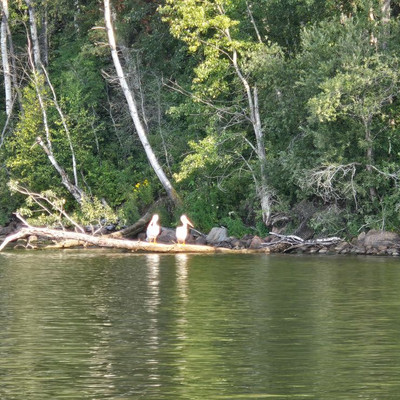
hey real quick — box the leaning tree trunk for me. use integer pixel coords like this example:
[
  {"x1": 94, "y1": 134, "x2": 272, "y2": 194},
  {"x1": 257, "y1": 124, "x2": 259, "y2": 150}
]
[
  {"x1": 36, "y1": 137, "x2": 86, "y2": 204},
  {"x1": 32, "y1": 71, "x2": 86, "y2": 204},
  {"x1": 1, "y1": 0, "x2": 12, "y2": 116},
  {"x1": 103, "y1": 0, "x2": 181, "y2": 207}
]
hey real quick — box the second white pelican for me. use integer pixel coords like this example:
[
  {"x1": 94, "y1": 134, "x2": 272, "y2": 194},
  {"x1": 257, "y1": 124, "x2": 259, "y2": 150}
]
[
  {"x1": 146, "y1": 214, "x2": 161, "y2": 243},
  {"x1": 176, "y1": 215, "x2": 194, "y2": 245}
]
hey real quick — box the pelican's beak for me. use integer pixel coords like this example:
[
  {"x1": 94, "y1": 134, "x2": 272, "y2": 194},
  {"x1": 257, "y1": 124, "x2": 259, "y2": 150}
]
[{"x1": 187, "y1": 217, "x2": 194, "y2": 227}]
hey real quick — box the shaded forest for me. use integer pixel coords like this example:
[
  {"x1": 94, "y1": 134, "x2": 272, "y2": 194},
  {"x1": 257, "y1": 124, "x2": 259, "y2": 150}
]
[{"x1": 1, "y1": 0, "x2": 400, "y2": 238}]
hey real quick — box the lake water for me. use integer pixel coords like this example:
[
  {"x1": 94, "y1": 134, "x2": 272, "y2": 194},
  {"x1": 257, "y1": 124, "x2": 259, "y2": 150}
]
[{"x1": 0, "y1": 250, "x2": 400, "y2": 399}]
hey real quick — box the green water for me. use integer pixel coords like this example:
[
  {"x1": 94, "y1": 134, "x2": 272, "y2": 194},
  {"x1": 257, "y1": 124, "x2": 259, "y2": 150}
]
[{"x1": 0, "y1": 251, "x2": 400, "y2": 399}]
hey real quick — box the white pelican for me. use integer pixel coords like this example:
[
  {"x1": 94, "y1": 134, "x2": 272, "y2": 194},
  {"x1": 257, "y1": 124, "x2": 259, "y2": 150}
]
[
  {"x1": 146, "y1": 214, "x2": 161, "y2": 243},
  {"x1": 176, "y1": 215, "x2": 194, "y2": 245}
]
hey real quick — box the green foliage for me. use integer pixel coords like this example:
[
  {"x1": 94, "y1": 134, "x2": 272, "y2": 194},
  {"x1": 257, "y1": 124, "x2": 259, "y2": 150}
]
[
  {"x1": 10, "y1": 178, "x2": 118, "y2": 231},
  {"x1": 74, "y1": 196, "x2": 118, "y2": 233},
  {"x1": 220, "y1": 214, "x2": 251, "y2": 237},
  {"x1": 118, "y1": 179, "x2": 155, "y2": 225},
  {"x1": 308, "y1": 54, "x2": 400, "y2": 126},
  {"x1": 309, "y1": 205, "x2": 347, "y2": 236},
  {"x1": 5, "y1": 77, "x2": 56, "y2": 191},
  {"x1": 0, "y1": 168, "x2": 19, "y2": 226},
  {"x1": 174, "y1": 136, "x2": 229, "y2": 182},
  {"x1": 16, "y1": 188, "x2": 69, "y2": 228},
  {"x1": 2, "y1": 0, "x2": 400, "y2": 239}
]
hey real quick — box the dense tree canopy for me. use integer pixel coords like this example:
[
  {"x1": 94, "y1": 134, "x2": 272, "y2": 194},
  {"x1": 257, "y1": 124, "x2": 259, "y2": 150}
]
[{"x1": 1, "y1": 0, "x2": 400, "y2": 237}]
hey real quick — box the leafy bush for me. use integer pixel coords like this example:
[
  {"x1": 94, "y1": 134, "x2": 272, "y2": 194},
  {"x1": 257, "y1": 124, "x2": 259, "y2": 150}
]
[{"x1": 220, "y1": 214, "x2": 251, "y2": 238}]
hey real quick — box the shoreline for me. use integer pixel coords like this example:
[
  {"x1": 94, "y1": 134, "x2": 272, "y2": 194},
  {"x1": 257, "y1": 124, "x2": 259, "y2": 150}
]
[{"x1": 1, "y1": 224, "x2": 399, "y2": 257}]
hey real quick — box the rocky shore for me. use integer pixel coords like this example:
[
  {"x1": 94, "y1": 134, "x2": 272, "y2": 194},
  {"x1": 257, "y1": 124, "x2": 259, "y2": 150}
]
[
  {"x1": 1, "y1": 222, "x2": 400, "y2": 256},
  {"x1": 141, "y1": 226, "x2": 400, "y2": 257}
]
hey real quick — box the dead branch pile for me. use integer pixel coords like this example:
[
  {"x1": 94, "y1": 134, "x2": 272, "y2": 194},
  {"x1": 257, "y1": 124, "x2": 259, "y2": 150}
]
[{"x1": 267, "y1": 232, "x2": 343, "y2": 253}]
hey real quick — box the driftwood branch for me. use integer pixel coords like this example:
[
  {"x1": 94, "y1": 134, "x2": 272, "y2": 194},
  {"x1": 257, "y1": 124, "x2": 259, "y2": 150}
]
[
  {"x1": 268, "y1": 232, "x2": 342, "y2": 246},
  {"x1": 266, "y1": 232, "x2": 343, "y2": 254},
  {"x1": 0, "y1": 226, "x2": 253, "y2": 253}
]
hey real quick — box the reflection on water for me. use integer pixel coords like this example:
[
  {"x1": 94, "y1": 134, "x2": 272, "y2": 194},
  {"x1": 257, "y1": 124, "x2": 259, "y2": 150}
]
[
  {"x1": 175, "y1": 254, "x2": 189, "y2": 299},
  {"x1": 1, "y1": 251, "x2": 400, "y2": 399}
]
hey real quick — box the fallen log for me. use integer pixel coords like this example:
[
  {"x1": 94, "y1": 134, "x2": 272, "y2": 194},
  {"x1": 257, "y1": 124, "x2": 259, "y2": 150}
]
[
  {"x1": 109, "y1": 210, "x2": 153, "y2": 238},
  {"x1": 0, "y1": 226, "x2": 268, "y2": 254}
]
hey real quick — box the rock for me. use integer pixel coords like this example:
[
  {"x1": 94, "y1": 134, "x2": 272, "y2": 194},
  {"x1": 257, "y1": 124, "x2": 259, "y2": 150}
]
[
  {"x1": 195, "y1": 236, "x2": 207, "y2": 245},
  {"x1": 157, "y1": 228, "x2": 176, "y2": 243},
  {"x1": 355, "y1": 247, "x2": 366, "y2": 254},
  {"x1": 28, "y1": 235, "x2": 38, "y2": 242},
  {"x1": 206, "y1": 227, "x2": 229, "y2": 244},
  {"x1": 366, "y1": 247, "x2": 378, "y2": 255},
  {"x1": 263, "y1": 235, "x2": 274, "y2": 243},
  {"x1": 230, "y1": 238, "x2": 242, "y2": 249},
  {"x1": 334, "y1": 242, "x2": 349, "y2": 252},
  {"x1": 357, "y1": 231, "x2": 366, "y2": 244},
  {"x1": 249, "y1": 236, "x2": 263, "y2": 249},
  {"x1": 239, "y1": 239, "x2": 249, "y2": 248},
  {"x1": 0, "y1": 222, "x2": 18, "y2": 236},
  {"x1": 270, "y1": 242, "x2": 291, "y2": 253},
  {"x1": 137, "y1": 232, "x2": 146, "y2": 241},
  {"x1": 364, "y1": 230, "x2": 400, "y2": 248},
  {"x1": 216, "y1": 240, "x2": 233, "y2": 249}
]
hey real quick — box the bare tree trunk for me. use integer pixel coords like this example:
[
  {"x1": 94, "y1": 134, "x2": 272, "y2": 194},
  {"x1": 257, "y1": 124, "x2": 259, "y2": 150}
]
[
  {"x1": 42, "y1": 65, "x2": 79, "y2": 187},
  {"x1": 25, "y1": 0, "x2": 42, "y2": 71},
  {"x1": 381, "y1": 0, "x2": 391, "y2": 23},
  {"x1": 253, "y1": 87, "x2": 272, "y2": 224},
  {"x1": 364, "y1": 120, "x2": 378, "y2": 200},
  {"x1": 3, "y1": 0, "x2": 22, "y2": 113},
  {"x1": 1, "y1": 0, "x2": 12, "y2": 115},
  {"x1": 245, "y1": 0, "x2": 262, "y2": 44},
  {"x1": 36, "y1": 136, "x2": 86, "y2": 204},
  {"x1": 217, "y1": 4, "x2": 272, "y2": 225},
  {"x1": 74, "y1": 0, "x2": 81, "y2": 34},
  {"x1": 31, "y1": 69, "x2": 86, "y2": 204},
  {"x1": 380, "y1": 0, "x2": 391, "y2": 48},
  {"x1": 234, "y1": 74, "x2": 272, "y2": 225},
  {"x1": 103, "y1": 0, "x2": 182, "y2": 207},
  {"x1": 41, "y1": 6, "x2": 48, "y2": 66}
]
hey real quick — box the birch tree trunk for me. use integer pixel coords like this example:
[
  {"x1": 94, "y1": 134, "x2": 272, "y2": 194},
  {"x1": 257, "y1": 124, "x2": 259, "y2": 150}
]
[
  {"x1": 364, "y1": 119, "x2": 378, "y2": 201},
  {"x1": 32, "y1": 71, "x2": 86, "y2": 204},
  {"x1": 218, "y1": 4, "x2": 272, "y2": 225},
  {"x1": 381, "y1": 0, "x2": 391, "y2": 23},
  {"x1": 380, "y1": 0, "x2": 391, "y2": 48},
  {"x1": 25, "y1": 0, "x2": 42, "y2": 71},
  {"x1": 103, "y1": 0, "x2": 181, "y2": 207},
  {"x1": 41, "y1": 6, "x2": 48, "y2": 66},
  {"x1": 1, "y1": 0, "x2": 12, "y2": 115},
  {"x1": 36, "y1": 136, "x2": 86, "y2": 204},
  {"x1": 23, "y1": 1, "x2": 85, "y2": 204}
]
